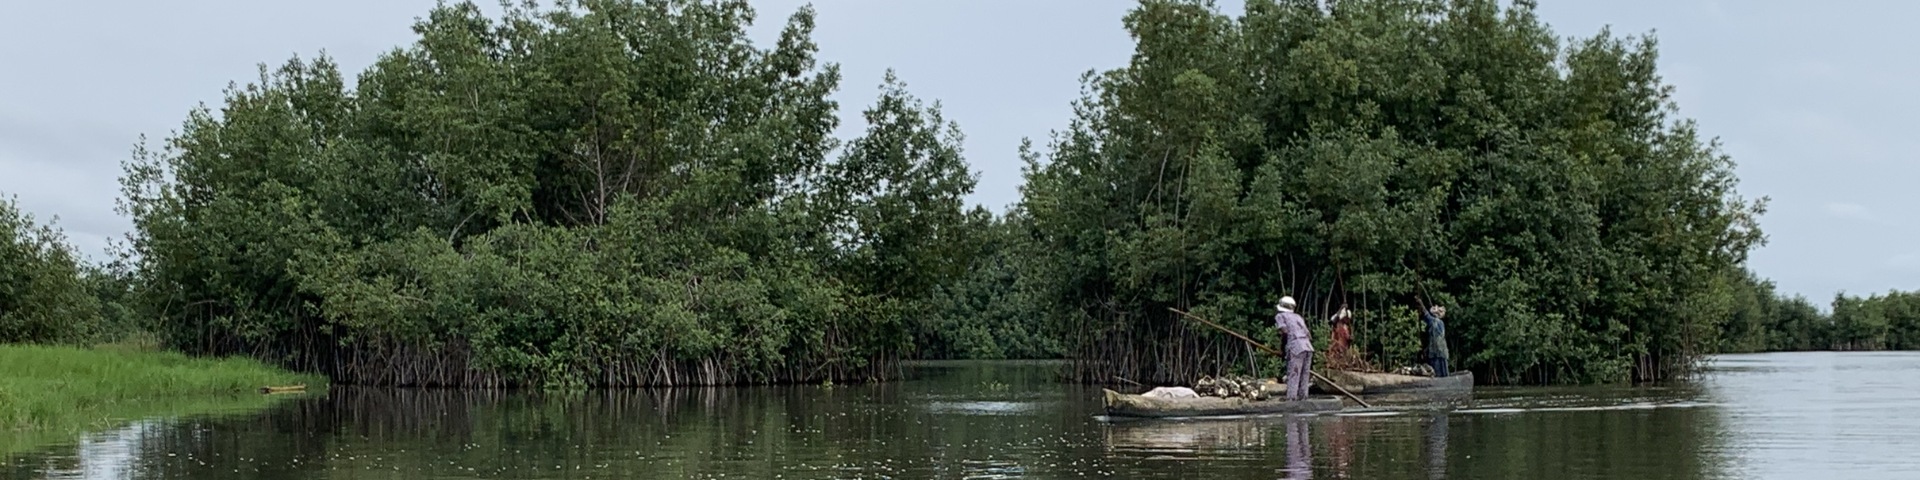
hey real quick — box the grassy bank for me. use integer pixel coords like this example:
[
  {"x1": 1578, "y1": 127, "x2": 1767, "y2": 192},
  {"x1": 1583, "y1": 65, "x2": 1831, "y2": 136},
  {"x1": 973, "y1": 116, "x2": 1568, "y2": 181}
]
[{"x1": 0, "y1": 342, "x2": 323, "y2": 451}]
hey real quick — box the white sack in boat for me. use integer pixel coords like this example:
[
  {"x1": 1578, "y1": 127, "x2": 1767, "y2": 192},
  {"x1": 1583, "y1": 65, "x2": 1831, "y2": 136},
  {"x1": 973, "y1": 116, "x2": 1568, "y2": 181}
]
[{"x1": 1141, "y1": 387, "x2": 1200, "y2": 399}]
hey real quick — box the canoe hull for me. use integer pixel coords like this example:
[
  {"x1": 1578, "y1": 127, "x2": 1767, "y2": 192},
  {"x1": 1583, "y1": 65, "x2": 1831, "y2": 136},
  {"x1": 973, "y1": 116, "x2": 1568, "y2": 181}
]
[
  {"x1": 1320, "y1": 370, "x2": 1474, "y2": 394},
  {"x1": 1102, "y1": 389, "x2": 1345, "y2": 418}
]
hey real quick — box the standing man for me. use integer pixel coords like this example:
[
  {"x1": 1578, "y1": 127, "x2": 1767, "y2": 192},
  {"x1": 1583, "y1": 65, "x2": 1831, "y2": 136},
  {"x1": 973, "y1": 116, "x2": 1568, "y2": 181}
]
[
  {"x1": 1329, "y1": 304, "x2": 1355, "y2": 370},
  {"x1": 1421, "y1": 304, "x2": 1450, "y2": 378},
  {"x1": 1275, "y1": 296, "x2": 1314, "y2": 401}
]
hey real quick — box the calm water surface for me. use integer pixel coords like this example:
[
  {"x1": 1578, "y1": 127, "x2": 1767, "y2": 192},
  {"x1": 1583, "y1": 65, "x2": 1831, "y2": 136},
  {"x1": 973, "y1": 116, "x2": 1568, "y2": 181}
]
[{"x1": 6, "y1": 352, "x2": 1919, "y2": 479}]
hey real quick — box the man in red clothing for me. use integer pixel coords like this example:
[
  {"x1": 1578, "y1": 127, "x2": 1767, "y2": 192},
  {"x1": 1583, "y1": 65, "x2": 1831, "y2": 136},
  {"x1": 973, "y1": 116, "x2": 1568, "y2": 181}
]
[{"x1": 1329, "y1": 304, "x2": 1355, "y2": 369}]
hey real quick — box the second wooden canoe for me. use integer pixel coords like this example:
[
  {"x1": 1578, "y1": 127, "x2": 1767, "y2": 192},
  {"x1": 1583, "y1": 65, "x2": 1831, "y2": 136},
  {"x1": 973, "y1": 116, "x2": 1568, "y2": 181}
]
[{"x1": 1318, "y1": 370, "x2": 1474, "y2": 394}]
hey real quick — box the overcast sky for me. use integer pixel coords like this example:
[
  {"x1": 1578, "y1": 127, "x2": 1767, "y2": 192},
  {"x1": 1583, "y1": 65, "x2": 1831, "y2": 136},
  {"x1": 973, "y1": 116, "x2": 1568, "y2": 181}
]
[{"x1": 2, "y1": 1, "x2": 1915, "y2": 303}]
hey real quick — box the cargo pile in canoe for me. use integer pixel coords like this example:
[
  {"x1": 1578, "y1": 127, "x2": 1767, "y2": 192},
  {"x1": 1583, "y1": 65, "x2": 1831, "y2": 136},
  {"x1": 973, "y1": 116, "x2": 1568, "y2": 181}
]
[
  {"x1": 1317, "y1": 370, "x2": 1474, "y2": 394},
  {"x1": 1102, "y1": 389, "x2": 1345, "y2": 418}
]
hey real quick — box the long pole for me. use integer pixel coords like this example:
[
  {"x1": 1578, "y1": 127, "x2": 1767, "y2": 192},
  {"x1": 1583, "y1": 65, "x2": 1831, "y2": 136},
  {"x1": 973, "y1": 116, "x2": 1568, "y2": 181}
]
[{"x1": 1170, "y1": 308, "x2": 1373, "y2": 408}]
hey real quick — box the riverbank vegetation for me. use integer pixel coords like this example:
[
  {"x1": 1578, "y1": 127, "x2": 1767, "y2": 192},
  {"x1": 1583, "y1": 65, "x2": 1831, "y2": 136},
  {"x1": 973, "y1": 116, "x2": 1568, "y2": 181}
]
[
  {"x1": 2, "y1": 0, "x2": 1908, "y2": 389},
  {"x1": 0, "y1": 342, "x2": 319, "y2": 452},
  {"x1": 1, "y1": 201, "x2": 313, "y2": 448}
]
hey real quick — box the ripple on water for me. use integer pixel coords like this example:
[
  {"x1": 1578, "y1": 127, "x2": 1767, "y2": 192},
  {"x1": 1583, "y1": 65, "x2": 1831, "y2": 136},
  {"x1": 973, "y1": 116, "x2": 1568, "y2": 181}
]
[
  {"x1": 925, "y1": 400, "x2": 1038, "y2": 415},
  {"x1": 957, "y1": 459, "x2": 1027, "y2": 479}
]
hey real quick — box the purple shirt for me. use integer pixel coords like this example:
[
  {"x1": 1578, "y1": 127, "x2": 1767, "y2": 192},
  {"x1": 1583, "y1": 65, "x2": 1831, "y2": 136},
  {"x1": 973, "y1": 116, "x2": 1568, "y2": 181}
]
[{"x1": 1275, "y1": 310, "x2": 1314, "y2": 353}]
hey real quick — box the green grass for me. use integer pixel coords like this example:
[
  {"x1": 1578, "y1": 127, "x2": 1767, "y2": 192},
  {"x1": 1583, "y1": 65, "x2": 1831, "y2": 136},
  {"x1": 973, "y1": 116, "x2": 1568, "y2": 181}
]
[{"x1": 0, "y1": 342, "x2": 324, "y2": 455}]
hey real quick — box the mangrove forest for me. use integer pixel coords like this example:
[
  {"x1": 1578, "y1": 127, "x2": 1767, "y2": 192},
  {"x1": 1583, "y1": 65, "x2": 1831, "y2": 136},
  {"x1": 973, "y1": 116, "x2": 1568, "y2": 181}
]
[{"x1": 5, "y1": 0, "x2": 1917, "y2": 390}]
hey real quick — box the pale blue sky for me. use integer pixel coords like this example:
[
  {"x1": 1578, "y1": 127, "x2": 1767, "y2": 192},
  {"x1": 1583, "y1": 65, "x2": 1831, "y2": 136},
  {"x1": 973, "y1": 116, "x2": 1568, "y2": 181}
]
[{"x1": 2, "y1": 1, "x2": 1914, "y2": 303}]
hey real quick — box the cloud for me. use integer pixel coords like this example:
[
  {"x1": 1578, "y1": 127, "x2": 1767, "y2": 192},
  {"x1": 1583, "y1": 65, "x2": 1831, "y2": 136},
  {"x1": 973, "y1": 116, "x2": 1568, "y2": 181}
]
[{"x1": 1824, "y1": 202, "x2": 1877, "y2": 222}]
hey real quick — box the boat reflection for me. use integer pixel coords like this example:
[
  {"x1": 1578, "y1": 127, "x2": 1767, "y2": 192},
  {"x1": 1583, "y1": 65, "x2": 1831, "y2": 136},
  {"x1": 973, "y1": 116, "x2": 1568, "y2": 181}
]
[
  {"x1": 1101, "y1": 408, "x2": 1456, "y2": 479},
  {"x1": 1098, "y1": 414, "x2": 1321, "y2": 477},
  {"x1": 1100, "y1": 417, "x2": 1272, "y2": 460}
]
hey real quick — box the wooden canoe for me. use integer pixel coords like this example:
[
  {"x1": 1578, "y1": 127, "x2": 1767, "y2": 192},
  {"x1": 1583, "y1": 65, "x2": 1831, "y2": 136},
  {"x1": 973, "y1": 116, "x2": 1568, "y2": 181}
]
[
  {"x1": 1318, "y1": 370, "x2": 1474, "y2": 395},
  {"x1": 1102, "y1": 389, "x2": 1345, "y2": 418}
]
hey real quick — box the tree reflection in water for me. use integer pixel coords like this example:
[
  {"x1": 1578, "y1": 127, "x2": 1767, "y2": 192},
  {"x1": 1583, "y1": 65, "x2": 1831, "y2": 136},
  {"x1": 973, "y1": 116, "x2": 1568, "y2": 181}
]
[{"x1": 7, "y1": 360, "x2": 1751, "y2": 480}]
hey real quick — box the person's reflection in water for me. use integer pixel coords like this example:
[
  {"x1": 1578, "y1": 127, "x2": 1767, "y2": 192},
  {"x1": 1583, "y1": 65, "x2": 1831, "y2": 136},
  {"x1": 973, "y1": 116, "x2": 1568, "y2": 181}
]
[
  {"x1": 1282, "y1": 414, "x2": 1313, "y2": 479},
  {"x1": 1426, "y1": 412, "x2": 1450, "y2": 479},
  {"x1": 1327, "y1": 415, "x2": 1355, "y2": 478}
]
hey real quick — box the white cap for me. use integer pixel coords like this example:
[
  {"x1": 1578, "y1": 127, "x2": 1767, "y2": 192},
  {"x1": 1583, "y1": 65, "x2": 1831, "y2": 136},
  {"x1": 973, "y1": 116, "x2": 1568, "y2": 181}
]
[{"x1": 1278, "y1": 296, "x2": 1297, "y2": 310}]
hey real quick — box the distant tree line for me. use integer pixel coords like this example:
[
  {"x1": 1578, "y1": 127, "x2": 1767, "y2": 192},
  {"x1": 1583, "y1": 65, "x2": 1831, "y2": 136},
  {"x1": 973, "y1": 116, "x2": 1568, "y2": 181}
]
[
  {"x1": 1720, "y1": 271, "x2": 1920, "y2": 353},
  {"x1": 0, "y1": 0, "x2": 1906, "y2": 387}
]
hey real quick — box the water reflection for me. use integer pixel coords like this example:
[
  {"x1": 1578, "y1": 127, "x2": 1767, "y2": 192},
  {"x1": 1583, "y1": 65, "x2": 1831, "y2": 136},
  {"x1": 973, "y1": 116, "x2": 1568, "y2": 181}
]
[
  {"x1": 43, "y1": 355, "x2": 1920, "y2": 479},
  {"x1": 1101, "y1": 418, "x2": 1268, "y2": 459},
  {"x1": 1097, "y1": 411, "x2": 1459, "y2": 479},
  {"x1": 15, "y1": 421, "x2": 155, "y2": 480},
  {"x1": 1702, "y1": 352, "x2": 1920, "y2": 479},
  {"x1": 1096, "y1": 411, "x2": 1456, "y2": 480},
  {"x1": 1423, "y1": 413, "x2": 1447, "y2": 480},
  {"x1": 1325, "y1": 415, "x2": 1355, "y2": 478},
  {"x1": 1284, "y1": 415, "x2": 1311, "y2": 479}
]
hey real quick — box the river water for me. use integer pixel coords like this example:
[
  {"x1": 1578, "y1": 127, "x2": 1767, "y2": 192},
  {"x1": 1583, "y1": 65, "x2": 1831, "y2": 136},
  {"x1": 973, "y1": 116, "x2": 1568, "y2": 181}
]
[{"x1": 5, "y1": 352, "x2": 1918, "y2": 479}]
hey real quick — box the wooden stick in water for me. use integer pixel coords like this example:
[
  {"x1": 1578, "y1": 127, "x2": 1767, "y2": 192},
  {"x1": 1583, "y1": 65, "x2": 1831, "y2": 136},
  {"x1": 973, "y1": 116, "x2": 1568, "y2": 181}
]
[
  {"x1": 260, "y1": 385, "x2": 307, "y2": 394},
  {"x1": 1169, "y1": 308, "x2": 1373, "y2": 408}
]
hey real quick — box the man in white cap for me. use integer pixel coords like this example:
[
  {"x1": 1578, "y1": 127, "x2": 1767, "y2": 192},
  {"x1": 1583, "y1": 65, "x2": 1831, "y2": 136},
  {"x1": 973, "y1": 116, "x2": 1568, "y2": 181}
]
[{"x1": 1274, "y1": 296, "x2": 1314, "y2": 401}]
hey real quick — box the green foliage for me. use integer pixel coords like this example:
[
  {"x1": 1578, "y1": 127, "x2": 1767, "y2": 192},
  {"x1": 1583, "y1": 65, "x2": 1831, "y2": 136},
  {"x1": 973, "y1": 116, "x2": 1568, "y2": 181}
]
[
  {"x1": 81, "y1": 248, "x2": 146, "y2": 343},
  {"x1": 1018, "y1": 0, "x2": 1764, "y2": 385},
  {"x1": 1825, "y1": 290, "x2": 1920, "y2": 351},
  {"x1": 1718, "y1": 269, "x2": 1821, "y2": 353},
  {"x1": 0, "y1": 196, "x2": 101, "y2": 344},
  {"x1": 1717, "y1": 269, "x2": 1920, "y2": 353},
  {"x1": 1352, "y1": 305, "x2": 1424, "y2": 369},
  {"x1": 74, "y1": 0, "x2": 1908, "y2": 389},
  {"x1": 121, "y1": 0, "x2": 984, "y2": 387},
  {"x1": 917, "y1": 213, "x2": 1063, "y2": 360},
  {"x1": 815, "y1": 72, "x2": 993, "y2": 359}
]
